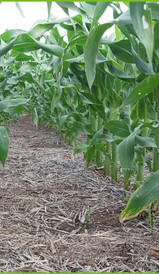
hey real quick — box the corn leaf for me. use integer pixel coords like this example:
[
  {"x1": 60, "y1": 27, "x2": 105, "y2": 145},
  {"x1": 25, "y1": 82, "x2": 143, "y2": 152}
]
[
  {"x1": 0, "y1": 41, "x2": 15, "y2": 57},
  {"x1": 106, "y1": 61, "x2": 135, "y2": 82},
  {"x1": 123, "y1": 73, "x2": 159, "y2": 107},
  {"x1": 112, "y1": 10, "x2": 131, "y2": 25},
  {"x1": 131, "y1": 44, "x2": 153, "y2": 75},
  {"x1": 13, "y1": 34, "x2": 39, "y2": 52},
  {"x1": 154, "y1": 22, "x2": 159, "y2": 57},
  {"x1": 84, "y1": 23, "x2": 112, "y2": 89},
  {"x1": 0, "y1": 98, "x2": 29, "y2": 112},
  {"x1": 109, "y1": 40, "x2": 134, "y2": 63},
  {"x1": 92, "y1": 2, "x2": 110, "y2": 27},
  {"x1": 57, "y1": 2, "x2": 80, "y2": 14},
  {"x1": 29, "y1": 18, "x2": 70, "y2": 39},
  {"x1": 85, "y1": 145, "x2": 95, "y2": 168},
  {"x1": 135, "y1": 136, "x2": 157, "y2": 148},
  {"x1": 15, "y1": 2, "x2": 25, "y2": 18},
  {"x1": 130, "y1": 2, "x2": 154, "y2": 64},
  {"x1": 0, "y1": 126, "x2": 9, "y2": 166},
  {"x1": 120, "y1": 171, "x2": 159, "y2": 222},
  {"x1": 13, "y1": 34, "x2": 64, "y2": 57},
  {"x1": 105, "y1": 120, "x2": 130, "y2": 138},
  {"x1": 90, "y1": 128, "x2": 103, "y2": 146},
  {"x1": 117, "y1": 131, "x2": 136, "y2": 171},
  {"x1": 1, "y1": 29, "x2": 26, "y2": 43},
  {"x1": 73, "y1": 144, "x2": 89, "y2": 155},
  {"x1": 47, "y1": 2, "x2": 52, "y2": 21},
  {"x1": 147, "y1": 3, "x2": 159, "y2": 21}
]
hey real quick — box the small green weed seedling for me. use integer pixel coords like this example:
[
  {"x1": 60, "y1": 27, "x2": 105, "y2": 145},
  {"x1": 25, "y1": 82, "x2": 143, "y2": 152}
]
[{"x1": 79, "y1": 204, "x2": 98, "y2": 232}]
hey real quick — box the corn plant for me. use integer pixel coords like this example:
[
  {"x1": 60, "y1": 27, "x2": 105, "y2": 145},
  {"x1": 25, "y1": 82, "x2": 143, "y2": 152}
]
[
  {"x1": 77, "y1": 2, "x2": 159, "y2": 219},
  {"x1": 1, "y1": 2, "x2": 159, "y2": 222}
]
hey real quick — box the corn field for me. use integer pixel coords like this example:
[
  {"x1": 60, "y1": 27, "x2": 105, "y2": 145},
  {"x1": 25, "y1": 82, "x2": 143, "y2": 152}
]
[{"x1": 1, "y1": 1, "x2": 159, "y2": 223}]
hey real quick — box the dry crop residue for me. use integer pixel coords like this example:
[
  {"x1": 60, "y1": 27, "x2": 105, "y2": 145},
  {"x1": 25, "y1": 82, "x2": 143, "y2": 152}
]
[{"x1": 0, "y1": 116, "x2": 159, "y2": 272}]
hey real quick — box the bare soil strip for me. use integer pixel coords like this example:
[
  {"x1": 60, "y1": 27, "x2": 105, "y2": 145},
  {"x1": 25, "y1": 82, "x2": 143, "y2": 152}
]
[{"x1": 0, "y1": 116, "x2": 159, "y2": 272}]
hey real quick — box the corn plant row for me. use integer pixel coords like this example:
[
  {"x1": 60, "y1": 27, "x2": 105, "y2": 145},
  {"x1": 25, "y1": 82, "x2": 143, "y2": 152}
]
[{"x1": 0, "y1": 2, "x2": 159, "y2": 222}]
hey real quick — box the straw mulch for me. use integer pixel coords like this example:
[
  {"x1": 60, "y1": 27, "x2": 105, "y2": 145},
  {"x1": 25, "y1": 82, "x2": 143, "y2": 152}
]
[{"x1": 0, "y1": 116, "x2": 159, "y2": 272}]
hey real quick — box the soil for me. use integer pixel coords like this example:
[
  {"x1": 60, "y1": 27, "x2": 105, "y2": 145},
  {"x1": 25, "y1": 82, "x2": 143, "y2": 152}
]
[{"x1": 0, "y1": 115, "x2": 159, "y2": 272}]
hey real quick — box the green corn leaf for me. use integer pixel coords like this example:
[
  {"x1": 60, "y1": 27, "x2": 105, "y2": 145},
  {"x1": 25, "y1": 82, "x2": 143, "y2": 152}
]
[
  {"x1": 68, "y1": 36, "x2": 87, "y2": 47},
  {"x1": 0, "y1": 41, "x2": 15, "y2": 57},
  {"x1": 13, "y1": 34, "x2": 39, "y2": 52},
  {"x1": 7, "y1": 73, "x2": 34, "y2": 84},
  {"x1": 84, "y1": 23, "x2": 112, "y2": 89},
  {"x1": 15, "y1": 2, "x2": 25, "y2": 18},
  {"x1": 117, "y1": 132, "x2": 136, "y2": 184},
  {"x1": 90, "y1": 128, "x2": 103, "y2": 146},
  {"x1": 105, "y1": 61, "x2": 135, "y2": 82},
  {"x1": 14, "y1": 52, "x2": 34, "y2": 61},
  {"x1": 79, "y1": 93, "x2": 106, "y2": 120},
  {"x1": 123, "y1": 73, "x2": 159, "y2": 107},
  {"x1": 3, "y1": 105, "x2": 26, "y2": 115},
  {"x1": 57, "y1": 2, "x2": 80, "y2": 14},
  {"x1": 60, "y1": 22, "x2": 75, "y2": 31},
  {"x1": 147, "y1": 3, "x2": 159, "y2": 21},
  {"x1": 0, "y1": 99, "x2": 29, "y2": 112},
  {"x1": 117, "y1": 131, "x2": 136, "y2": 172},
  {"x1": 118, "y1": 24, "x2": 136, "y2": 39},
  {"x1": 0, "y1": 79, "x2": 7, "y2": 90},
  {"x1": 131, "y1": 45, "x2": 153, "y2": 75},
  {"x1": 0, "y1": 126, "x2": 9, "y2": 166},
  {"x1": 13, "y1": 34, "x2": 64, "y2": 57},
  {"x1": 68, "y1": 121, "x2": 87, "y2": 136},
  {"x1": 111, "y1": 10, "x2": 131, "y2": 25},
  {"x1": 117, "y1": 125, "x2": 142, "y2": 183},
  {"x1": 73, "y1": 144, "x2": 89, "y2": 155},
  {"x1": 51, "y1": 91, "x2": 62, "y2": 113},
  {"x1": 95, "y1": 143, "x2": 106, "y2": 154},
  {"x1": 154, "y1": 22, "x2": 159, "y2": 57},
  {"x1": 92, "y1": 2, "x2": 110, "y2": 27},
  {"x1": 96, "y1": 52, "x2": 107, "y2": 64},
  {"x1": 105, "y1": 120, "x2": 130, "y2": 138},
  {"x1": 29, "y1": 23, "x2": 55, "y2": 39},
  {"x1": 29, "y1": 18, "x2": 70, "y2": 39},
  {"x1": 37, "y1": 42, "x2": 64, "y2": 57},
  {"x1": 102, "y1": 134, "x2": 121, "y2": 143},
  {"x1": 65, "y1": 54, "x2": 84, "y2": 63},
  {"x1": 85, "y1": 145, "x2": 95, "y2": 168},
  {"x1": 147, "y1": 98, "x2": 157, "y2": 121},
  {"x1": 130, "y1": 2, "x2": 154, "y2": 64},
  {"x1": 1, "y1": 29, "x2": 26, "y2": 43},
  {"x1": 84, "y1": 9, "x2": 134, "y2": 89},
  {"x1": 120, "y1": 171, "x2": 159, "y2": 222},
  {"x1": 109, "y1": 40, "x2": 134, "y2": 63},
  {"x1": 135, "y1": 136, "x2": 157, "y2": 148},
  {"x1": 47, "y1": 2, "x2": 52, "y2": 21},
  {"x1": 80, "y1": 2, "x2": 96, "y2": 18}
]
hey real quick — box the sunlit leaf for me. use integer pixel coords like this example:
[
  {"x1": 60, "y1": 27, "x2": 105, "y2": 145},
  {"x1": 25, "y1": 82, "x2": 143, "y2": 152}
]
[{"x1": 130, "y1": 2, "x2": 154, "y2": 64}]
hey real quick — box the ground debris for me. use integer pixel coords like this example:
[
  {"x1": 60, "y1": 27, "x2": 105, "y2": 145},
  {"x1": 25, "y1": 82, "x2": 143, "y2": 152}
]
[{"x1": 0, "y1": 116, "x2": 158, "y2": 272}]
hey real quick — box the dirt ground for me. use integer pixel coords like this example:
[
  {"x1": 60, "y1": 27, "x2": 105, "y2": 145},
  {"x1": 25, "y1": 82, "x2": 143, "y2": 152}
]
[{"x1": 0, "y1": 115, "x2": 159, "y2": 272}]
